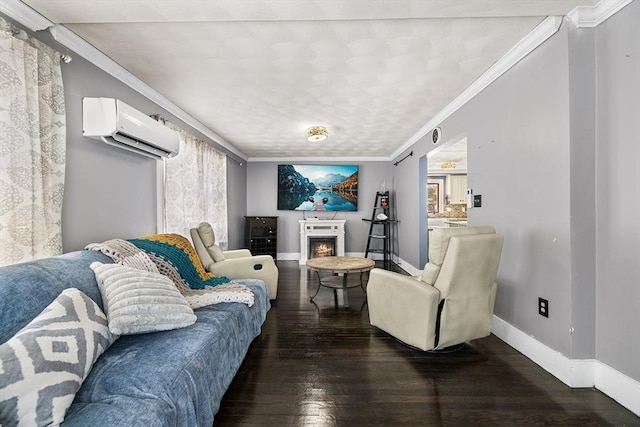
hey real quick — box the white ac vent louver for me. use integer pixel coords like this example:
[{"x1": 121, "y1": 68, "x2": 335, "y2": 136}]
[{"x1": 82, "y1": 97, "x2": 179, "y2": 159}]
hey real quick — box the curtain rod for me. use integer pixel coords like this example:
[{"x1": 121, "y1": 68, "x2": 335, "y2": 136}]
[
  {"x1": 152, "y1": 114, "x2": 244, "y2": 166},
  {"x1": 393, "y1": 151, "x2": 413, "y2": 166}
]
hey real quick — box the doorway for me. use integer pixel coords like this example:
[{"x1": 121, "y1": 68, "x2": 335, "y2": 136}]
[{"x1": 419, "y1": 137, "x2": 468, "y2": 267}]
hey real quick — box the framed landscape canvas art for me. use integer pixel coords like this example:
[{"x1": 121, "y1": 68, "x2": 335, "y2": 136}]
[{"x1": 278, "y1": 164, "x2": 358, "y2": 211}]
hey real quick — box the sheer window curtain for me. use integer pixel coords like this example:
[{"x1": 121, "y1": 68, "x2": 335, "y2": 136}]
[
  {"x1": 161, "y1": 121, "x2": 228, "y2": 249},
  {"x1": 0, "y1": 17, "x2": 66, "y2": 267}
]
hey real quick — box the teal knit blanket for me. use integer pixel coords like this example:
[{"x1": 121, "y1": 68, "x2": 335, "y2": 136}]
[{"x1": 128, "y1": 235, "x2": 230, "y2": 290}]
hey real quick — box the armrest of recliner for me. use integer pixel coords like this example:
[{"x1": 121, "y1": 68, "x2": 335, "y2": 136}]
[
  {"x1": 222, "y1": 249, "x2": 252, "y2": 259},
  {"x1": 208, "y1": 255, "x2": 279, "y2": 300},
  {"x1": 208, "y1": 255, "x2": 272, "y2": 275},
  {"x1": 366, "y1": 268, "x2": 441, "y2": 350}
]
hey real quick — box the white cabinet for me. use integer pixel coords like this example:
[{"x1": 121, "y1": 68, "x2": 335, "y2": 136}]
[{"x1": 447, "y1": 175, "x2": 467, "y2": 204}]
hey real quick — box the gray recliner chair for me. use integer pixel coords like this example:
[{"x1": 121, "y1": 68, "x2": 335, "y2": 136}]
[
  {"x1": 190, "y1": 222, "x2": 278, "y2": 299},
  {"x1": 367, "y1": 226, "x2": 504, "y2": 351}
]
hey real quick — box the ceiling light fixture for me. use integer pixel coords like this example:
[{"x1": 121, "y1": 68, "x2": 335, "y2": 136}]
[
  {"x1": 306, "y1": 126, "x2": 328, "y2": 142},
  {"x1": 441, "y1": 161, "x2": 457, "y2": 169}
]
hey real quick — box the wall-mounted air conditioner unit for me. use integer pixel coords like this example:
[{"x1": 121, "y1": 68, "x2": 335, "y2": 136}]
[{"x1": 82, "y1": 97, "x2": 180, "y2": 159}]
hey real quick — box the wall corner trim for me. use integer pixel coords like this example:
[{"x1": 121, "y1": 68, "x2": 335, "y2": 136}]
[
  {"x1": 492, "y1": 315, "x2": 640, "y2": 416},
  {"x1": 567, "y1": 0, "x2": 633, "y2": 28},
  {"x1": 391, "y1": 16, "x2": 562, "y2": 160}
]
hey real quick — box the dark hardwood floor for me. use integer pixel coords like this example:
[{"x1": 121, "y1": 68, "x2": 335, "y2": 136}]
[{"x1": 215, "y1": 261, "x2": 639, "y2": 426}]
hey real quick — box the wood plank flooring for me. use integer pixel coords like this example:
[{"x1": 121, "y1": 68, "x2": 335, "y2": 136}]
[{"x1": 215, "y1": 261, "x2": 639, "y2": 426}]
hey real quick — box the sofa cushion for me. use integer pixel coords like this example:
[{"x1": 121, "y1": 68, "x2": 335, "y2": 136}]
[
  {"x1": 61, "y1": 278, "x2": 270, "y2": 427},
  {"x1": 0, "y1": 288, "x2": 117, "y2": 426},
  {"x1": 90, "y1": 262, "x2": 197, "y2": 335},
  {"x1": 0, "y1": 250, "x2": 113, "y2": 345}
]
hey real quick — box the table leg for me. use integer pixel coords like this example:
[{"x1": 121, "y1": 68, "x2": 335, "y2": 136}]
[
  {"x1": 310, "y1": 270, "x2": 322, "y2": 301},
  {"x1": 342, "y1": 272, "x2": 350, "y2": 309}
]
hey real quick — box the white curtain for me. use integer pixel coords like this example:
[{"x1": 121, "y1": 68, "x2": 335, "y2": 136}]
[
  {"x1": 162, "y1": 122, "x2": 228, "y2": 248},
  {"x1": 0, "y1": 18, "x2": 66, "y2": 267}
]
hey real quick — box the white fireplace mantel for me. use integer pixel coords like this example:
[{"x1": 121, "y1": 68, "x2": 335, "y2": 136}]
[{"x1": 299, "y1": 219, "x2": 346, "y2": 264}]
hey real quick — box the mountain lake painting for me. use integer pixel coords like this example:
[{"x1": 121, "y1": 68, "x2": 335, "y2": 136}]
[{"x1": 277, "y1": 164, "x2": 358, "y2": 211}]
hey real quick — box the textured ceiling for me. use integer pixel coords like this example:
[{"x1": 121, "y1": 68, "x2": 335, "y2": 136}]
[{"x1": 22, "y1": 0, "x2": 599, "y2": 160}]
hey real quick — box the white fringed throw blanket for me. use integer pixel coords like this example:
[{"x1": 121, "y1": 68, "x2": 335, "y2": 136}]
[{"x1": 86, "y1": 236, "x2": 254, "y2": 308}]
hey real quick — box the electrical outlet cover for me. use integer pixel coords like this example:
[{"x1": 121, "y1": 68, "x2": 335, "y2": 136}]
[{"x1": 538, "y1": 297, "x2": 549, "y2": 318}]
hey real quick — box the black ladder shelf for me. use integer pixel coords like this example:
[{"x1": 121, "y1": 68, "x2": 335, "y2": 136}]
[{"x1": 363, "y1": 191, "x2": 394, "y2": 268}]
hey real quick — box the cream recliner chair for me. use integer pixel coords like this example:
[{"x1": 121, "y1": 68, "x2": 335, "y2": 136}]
[
  {"x1": 190, "y1": 222, "x2": 278, "y2": 299},
  {"x1": 367, "y1": 226, "x2": 503, "y2": 351}
]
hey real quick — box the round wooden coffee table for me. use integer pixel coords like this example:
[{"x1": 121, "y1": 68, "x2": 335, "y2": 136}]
[{"x1": 306, "y1": 256, "x2": 375, "y2": 308}]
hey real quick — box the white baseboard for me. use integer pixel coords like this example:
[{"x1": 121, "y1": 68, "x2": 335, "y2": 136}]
[
  {"x1": 595, "y1": 361, "x2": 640, "y2": 416},
  {"x1": 393, "y1": 256, "x2": 421, "y2": 276},
  {"x1": 492, "y1": 315, "x2": 640, "y2": 416},
  {"x1": 276, "y1": 252, "x2": 299, "y2": 261}
]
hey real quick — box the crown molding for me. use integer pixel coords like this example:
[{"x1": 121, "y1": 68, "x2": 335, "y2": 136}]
[
  {"x1": 392, "y1": 15, "x2": 563, "y2": 161},
  {"x1": 395, "y1": 0, "x2": 634, "y2": 160},
  {"x1": 0, "y1": 0, "x2": 52, "y2": 31},
  {"x1": 247, "y1": 156, "x2": 390, "y2": 163},
  {"x1": 47, "y1": 24, "x2": 247, "y2": 161},
  {"x1": 567, "y1": 0, "x2": 633, "y2": 28}
]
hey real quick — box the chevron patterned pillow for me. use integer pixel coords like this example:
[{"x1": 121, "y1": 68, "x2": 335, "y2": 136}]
[{"x1": 0, "y1": 288, "x2": 117, "y2": 426}]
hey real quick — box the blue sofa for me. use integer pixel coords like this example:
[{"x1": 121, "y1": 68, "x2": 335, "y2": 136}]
[{"x1": 0, "y1": 250, "x2": 270, "y2": 426}]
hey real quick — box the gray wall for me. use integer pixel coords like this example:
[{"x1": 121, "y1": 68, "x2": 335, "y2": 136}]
[
  {"x1": 594, "y1": 1, "x2": 640, "y2": 380},
  {"x1": 60, "y1": 55, "x2": 158, "y2": 251},
  {"x1": 425, "y1": 23, "x2": 573, "y2": 355},
  {"x1": 51, "y1": 43, "x2": 248, "y2": 252},
  {"x1": 391, "y1": 4, "x2": 640, "y2": 381},
  {"x1": 246, "y1": 161, "x2": 392, "y2": 256},
  {"x1": 568, "y1": 19, "x2": 597, "y2": 361}
]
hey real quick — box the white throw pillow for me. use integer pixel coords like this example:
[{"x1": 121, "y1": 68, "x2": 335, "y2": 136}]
[
  {"x1": 90, "y1": 262, "x2": 197, "y2": 335},
  {"x1": 0, "y1": 288, "x2": 117, "y2": 427}
]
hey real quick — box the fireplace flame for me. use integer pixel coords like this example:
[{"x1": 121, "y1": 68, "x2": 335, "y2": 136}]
[{"x1": 309, "y1": 239, "x2": 336, "y2": 258}]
